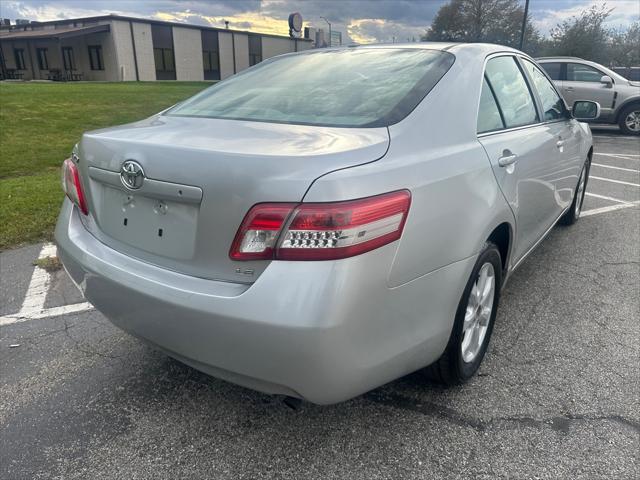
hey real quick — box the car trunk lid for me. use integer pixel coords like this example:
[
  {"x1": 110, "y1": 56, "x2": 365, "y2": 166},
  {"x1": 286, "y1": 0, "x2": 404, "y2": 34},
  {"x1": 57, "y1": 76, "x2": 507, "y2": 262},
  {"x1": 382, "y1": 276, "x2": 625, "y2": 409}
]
[{"x1": 76, "y1": 114, "x2": 389, "y2": 283}]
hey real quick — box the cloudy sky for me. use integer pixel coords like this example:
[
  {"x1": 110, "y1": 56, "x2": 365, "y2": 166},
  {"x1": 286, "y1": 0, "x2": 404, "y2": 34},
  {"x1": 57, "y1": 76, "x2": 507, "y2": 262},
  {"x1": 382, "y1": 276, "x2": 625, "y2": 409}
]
[{"x1": 1, "y1": 0, "x2": 638, "y2": 43}]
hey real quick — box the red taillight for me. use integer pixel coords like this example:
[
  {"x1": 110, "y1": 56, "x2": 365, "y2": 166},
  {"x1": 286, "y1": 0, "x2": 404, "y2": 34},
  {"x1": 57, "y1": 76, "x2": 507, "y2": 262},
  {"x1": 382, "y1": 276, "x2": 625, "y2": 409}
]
[
  {"x1": 229, "y1": 203, "x2": 297, "y2": 260},
  {"x1": 61, "y1": 158, "x2": 88, "y2": 215},
  {"x1": 229, "y1": 190, "x2": 411, "y2": 261}
]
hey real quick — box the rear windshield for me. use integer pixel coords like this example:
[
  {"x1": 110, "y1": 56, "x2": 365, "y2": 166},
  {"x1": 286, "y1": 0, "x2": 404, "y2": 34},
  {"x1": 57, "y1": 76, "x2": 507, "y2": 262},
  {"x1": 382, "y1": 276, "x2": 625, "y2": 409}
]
[{"x1": 167, "y1": 48, "x2": 455, "y2": 128}]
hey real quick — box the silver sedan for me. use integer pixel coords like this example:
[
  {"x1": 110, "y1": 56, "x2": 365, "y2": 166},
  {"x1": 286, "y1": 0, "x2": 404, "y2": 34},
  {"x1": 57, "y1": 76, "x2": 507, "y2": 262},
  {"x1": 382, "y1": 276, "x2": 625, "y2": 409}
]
[{"x1": 56, "y1": 43, "x2": 598, "y2": 404}]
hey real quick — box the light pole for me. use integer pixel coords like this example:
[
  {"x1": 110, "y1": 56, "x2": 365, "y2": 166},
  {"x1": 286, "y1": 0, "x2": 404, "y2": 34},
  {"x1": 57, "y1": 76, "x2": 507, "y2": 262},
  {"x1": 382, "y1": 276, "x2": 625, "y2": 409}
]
[
  {"x1": 320, "y1": 16, "x2": 332, "y2": 47},
  {"x1": 519, "y1": 0, "x2": 530, "y2": 51}
]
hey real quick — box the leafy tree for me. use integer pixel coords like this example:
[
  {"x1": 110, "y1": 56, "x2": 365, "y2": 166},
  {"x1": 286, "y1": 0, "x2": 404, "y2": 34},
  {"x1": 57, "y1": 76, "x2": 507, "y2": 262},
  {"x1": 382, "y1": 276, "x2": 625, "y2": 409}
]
[
  {"x1": 607, "y1": 22, "x2": 640, "y2": 68},
  {"x1": 545, "y1": 4, "x2": 614, "y2": 64},
  {"x1": 423, "y1": 1, "x2": 640, "y2": 65},
  {"x1": 422, "y1": 0, "x2": 540, "y2": 51}
]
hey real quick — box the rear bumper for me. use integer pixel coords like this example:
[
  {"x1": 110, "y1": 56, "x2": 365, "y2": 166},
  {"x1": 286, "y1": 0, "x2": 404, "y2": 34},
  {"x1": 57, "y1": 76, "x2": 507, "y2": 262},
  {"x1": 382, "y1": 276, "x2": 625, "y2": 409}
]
[{"x1": 55, "y1": 199, "x2": 475, "y2": 404}]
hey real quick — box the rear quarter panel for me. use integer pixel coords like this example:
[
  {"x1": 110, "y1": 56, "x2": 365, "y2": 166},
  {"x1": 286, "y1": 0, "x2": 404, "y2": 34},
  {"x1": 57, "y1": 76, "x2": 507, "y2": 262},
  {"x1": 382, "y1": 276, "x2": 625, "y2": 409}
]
[{"x1": 303, "y1": 47, "x2": 515, "y2": 287}]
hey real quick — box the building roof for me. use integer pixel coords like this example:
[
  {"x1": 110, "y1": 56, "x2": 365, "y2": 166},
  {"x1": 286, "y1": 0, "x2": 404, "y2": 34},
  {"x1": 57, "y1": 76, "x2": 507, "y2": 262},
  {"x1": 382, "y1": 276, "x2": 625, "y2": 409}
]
[
  {"x1": 0, "y1": 23, "x2": 110, "y2": 41},
  {"x1": 0, "y1": 14, "x2": 311, "y2": 42}
]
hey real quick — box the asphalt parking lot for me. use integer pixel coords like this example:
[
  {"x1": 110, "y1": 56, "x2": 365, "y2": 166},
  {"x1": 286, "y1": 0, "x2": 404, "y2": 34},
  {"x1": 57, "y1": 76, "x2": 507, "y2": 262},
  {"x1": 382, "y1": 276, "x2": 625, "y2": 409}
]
[{"x1": 1, "y1": 128, "x2": 638, "y2": 479}]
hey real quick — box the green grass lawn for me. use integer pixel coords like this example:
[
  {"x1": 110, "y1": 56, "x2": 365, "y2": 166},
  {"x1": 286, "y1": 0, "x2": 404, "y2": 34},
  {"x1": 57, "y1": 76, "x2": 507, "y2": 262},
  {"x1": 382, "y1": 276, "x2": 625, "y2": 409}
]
[{"x1": 0, "y1": 81, "x2": 210, "y2": 250}]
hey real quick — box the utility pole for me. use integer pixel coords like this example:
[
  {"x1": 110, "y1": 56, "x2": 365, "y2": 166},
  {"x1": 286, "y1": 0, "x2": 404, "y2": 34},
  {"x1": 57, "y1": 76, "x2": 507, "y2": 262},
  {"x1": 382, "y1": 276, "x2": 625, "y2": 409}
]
[
  {"x1": 519, "y1": 0, "x2": 530, "y2": 51},
  {"x1": 320, "y1": 16, "x2": 331, "y2": 47}
]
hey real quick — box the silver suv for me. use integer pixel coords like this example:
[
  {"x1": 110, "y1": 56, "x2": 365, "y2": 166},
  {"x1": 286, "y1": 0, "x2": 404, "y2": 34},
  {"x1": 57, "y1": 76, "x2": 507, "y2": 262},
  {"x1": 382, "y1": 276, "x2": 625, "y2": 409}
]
[{"x1": 538, "y1": 57, "x2": 640, "y2": 135}]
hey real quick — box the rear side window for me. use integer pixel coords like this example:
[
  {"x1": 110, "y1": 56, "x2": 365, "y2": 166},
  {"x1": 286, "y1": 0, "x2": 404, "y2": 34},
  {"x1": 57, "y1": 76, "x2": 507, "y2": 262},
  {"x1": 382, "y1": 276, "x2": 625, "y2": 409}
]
[
  {"x1": 539, "y1": 62, "x2": 562, "y2": 80},
  {"x1": 567, "y1": 63, "x2": 604, "y2": 82},
  {"x1": 168, "y1": 48, "x2": 455, "y2": 128},
  {"x1": 485, "y1": 56, "x2": 539, "y2": 128},
  {"x1": 477, "y1": 77, "x2": 504, "y2": 133},
  {"x1": 522, "y1": 59, "x2": 567, "y2": 121}
]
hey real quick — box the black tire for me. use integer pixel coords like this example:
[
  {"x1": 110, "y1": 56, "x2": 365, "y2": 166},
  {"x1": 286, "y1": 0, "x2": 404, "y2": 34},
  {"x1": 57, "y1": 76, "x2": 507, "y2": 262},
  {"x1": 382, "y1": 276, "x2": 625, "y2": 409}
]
[
  {"x1": 560, "y1": 157, "x2": 590, "y2": 226},
  {"x1": 424, "y1": 242, "x2": 502, "y2": 385},
  {"x1": 618, "y1": 104, "x2": 640, "y2": 136}
]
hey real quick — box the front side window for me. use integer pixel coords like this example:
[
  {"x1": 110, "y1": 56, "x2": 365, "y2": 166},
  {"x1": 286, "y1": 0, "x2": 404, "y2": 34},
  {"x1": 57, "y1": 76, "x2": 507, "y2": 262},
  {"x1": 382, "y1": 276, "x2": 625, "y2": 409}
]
[
  {"x1": 88, "y1": 46, "x2": 104, "y2": 70},
  {"x1": 567, "y1": 63, "x2": 605, "y2": 82},
  {"x1": 169, "y1": 48, "x2": 455, "y2": 128},
  {"x1": 484, "y1": 56, "x2": 538, "y2": 128},
  {"x1": 522, "y1": 59, "x2": 567, "y2": 121},
  {"x1": 14, "y1": 49, "x2": 25, "y2": 70},
  {"x1": 539, "y1": 62, "x2": 562, "y2": 80},
  {"x1": 477, "y1": 77, "x2": 504, "y2": 134},
  {"x1": 36, "y1": 48, "x2": 48, "y2": 70}
]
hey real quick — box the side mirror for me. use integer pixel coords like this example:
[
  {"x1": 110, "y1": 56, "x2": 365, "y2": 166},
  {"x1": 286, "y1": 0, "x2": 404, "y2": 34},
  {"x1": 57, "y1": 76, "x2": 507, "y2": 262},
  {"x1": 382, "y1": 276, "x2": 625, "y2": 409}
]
[
  {"x1": 572, "y1": 100, "x2": 601, "y2": 120},
  {"x1": 600, "y1": 75, "x2": 613, "y2": 87}
]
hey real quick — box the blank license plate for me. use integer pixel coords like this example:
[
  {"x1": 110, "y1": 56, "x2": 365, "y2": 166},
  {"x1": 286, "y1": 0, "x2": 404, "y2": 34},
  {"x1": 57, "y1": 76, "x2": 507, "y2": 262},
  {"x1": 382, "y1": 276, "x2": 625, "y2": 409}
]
[{"x1": 98, "y1": 186, "x2": 199, "y2": 259}]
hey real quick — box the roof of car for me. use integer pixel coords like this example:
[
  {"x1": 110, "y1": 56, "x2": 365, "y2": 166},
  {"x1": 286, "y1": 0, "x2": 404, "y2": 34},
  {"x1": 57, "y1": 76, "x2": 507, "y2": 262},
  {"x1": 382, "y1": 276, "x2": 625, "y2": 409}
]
[
  {"x1": 352, "y1": 42, "x2": 460, "y2": 50},
  {"x1": 343, "y1": 42, "x2": 525, "y2": 56},
  {"x1": 536, "y1": 57, "x2": 585, "y2": 61}
]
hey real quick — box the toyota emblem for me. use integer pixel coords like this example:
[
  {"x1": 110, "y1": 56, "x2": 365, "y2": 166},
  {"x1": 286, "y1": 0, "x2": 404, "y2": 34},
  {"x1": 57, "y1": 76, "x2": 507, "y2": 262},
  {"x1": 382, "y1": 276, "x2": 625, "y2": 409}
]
[{"x1": 120, "y1": 160, "x2": 145, "y2": 190}]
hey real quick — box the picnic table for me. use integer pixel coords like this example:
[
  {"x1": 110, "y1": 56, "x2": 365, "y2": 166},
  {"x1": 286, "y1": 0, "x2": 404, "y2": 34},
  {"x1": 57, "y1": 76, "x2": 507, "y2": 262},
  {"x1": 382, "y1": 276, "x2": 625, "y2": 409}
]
[
  {"x1": 5, "y1": 69, "x2": 25, "y2": 80},
  {"x1": 47, "y1": 70, "x2": 84, "y2": 81}
]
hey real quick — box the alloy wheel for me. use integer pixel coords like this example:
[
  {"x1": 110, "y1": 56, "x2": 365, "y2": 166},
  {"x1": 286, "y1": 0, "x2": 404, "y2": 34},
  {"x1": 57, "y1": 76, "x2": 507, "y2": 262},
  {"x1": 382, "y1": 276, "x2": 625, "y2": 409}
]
[
  {"x1": 625, "y1": 110, "x2": 640, "y2": 132},
  {"x1": 461, "y1": 262, "x2": 495, "y2": 363}
]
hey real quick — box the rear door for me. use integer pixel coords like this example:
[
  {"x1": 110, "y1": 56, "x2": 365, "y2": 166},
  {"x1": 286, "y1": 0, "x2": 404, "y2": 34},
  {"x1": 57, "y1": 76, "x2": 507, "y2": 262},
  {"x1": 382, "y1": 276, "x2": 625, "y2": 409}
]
[
  {"x1": 521, "y1": 58, "x2": 583, "y2": 209},
  {"x1": 563, "y1": 62, "x2": 616, "y2": 116},
  {"x1": 477, "y1": 55, "x2": 562, "y2": 263}
]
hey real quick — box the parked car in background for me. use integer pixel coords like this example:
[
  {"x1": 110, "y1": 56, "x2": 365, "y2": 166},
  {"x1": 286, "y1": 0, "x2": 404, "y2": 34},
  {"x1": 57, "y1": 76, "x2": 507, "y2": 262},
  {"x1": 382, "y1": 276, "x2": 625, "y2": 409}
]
[
  {"x1": 56, "y1": 44, "x2": 599, "y2": 404},
  {"x1": 537, "y1": 57, "x2": 640, "y2": 135}
]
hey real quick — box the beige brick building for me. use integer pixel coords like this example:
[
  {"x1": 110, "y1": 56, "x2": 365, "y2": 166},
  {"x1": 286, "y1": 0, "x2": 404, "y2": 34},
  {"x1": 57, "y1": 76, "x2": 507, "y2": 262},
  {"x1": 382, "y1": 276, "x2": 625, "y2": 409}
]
[{"x1": 0, "y1": 15, "x2": 312, "y2": 82}]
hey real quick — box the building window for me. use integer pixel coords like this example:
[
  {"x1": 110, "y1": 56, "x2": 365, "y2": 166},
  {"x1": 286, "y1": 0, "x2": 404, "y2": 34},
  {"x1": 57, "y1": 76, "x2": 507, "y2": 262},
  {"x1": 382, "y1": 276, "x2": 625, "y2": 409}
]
[
  {"x1": 36, "y1": 48, "x2": 49, "y2": 70},
  {"x1": 248, "y1": 35, "x2": 262, "y2": 66},
  {"x1": 151, "y1": 24, "x2": 176, "y2": 80},
  {"x1": 88, "y1": 45, "x2": 104, "y2": 70},
  {"x1": 202, "y1": 51, "x2": 220, "y2": 77},
  {"x1": 62, "y1": 47, "x2": 75, "y2": 70},
  {"x1": 154, "y1": 48, "x2": 175, "y2": 72},
  {"x1": 14, "y1": 49, "x2": 26, "y2": 70},
  {"x1": 201, "y1": 30, "x2": 220, "y2": 80}
]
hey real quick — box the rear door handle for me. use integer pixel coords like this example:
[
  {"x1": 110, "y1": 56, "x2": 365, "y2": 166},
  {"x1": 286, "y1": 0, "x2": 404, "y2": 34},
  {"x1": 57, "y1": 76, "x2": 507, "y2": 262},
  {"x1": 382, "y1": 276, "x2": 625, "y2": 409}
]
[
  {"x1": 498, "y1": 153, "x2": 518, "y2": 167},
  {"x1": 564, "y1": 87, "x2": 574, "y2": 92}
]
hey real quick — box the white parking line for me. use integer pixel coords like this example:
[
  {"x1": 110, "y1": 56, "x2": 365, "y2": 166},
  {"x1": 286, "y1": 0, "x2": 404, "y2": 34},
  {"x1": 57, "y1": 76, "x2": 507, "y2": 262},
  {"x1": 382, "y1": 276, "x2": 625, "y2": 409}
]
[
  {"x1": 1, "y1": 243, "x2": 94, "y2": 327},
  {"x1": 590, "y1": 176, "x2": 640, "y2": 188},
  {"x1": 0, "y1": 303, "x2": 93, "y2": 326},
  {"x1": 585, "y1": 192, "x2": 631, "y2": 204},
  {"x1": 594, "y1": 153, "x2": 639, "y2": 161},
  {"x1": 591, "y1": 163, "x2": 639, "y2": 173},
  {"x1": 581, "y1": 202, "x2": 640, "y2": 217},
  {"x1": 18, "y1": 243, "x2": 57, "y2": 316}
]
